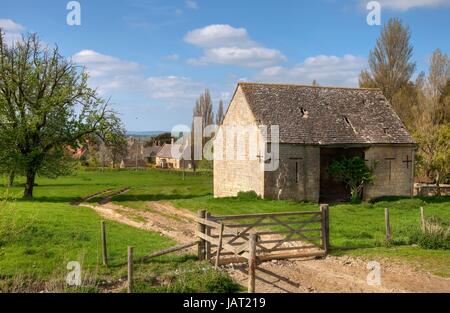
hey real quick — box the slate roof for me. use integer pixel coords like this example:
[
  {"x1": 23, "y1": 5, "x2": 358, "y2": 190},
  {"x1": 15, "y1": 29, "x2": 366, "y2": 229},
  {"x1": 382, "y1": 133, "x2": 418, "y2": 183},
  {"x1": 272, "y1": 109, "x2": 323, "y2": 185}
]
[
  {"x1": 144, "y1": 146, "x2": 162, "y2": 157},
  {"x1": 238, "y1": 82, "x2": 416, "y2": 145},
  {"x1": 156, "y1": 143, "x2": 190, "y2": 159}
]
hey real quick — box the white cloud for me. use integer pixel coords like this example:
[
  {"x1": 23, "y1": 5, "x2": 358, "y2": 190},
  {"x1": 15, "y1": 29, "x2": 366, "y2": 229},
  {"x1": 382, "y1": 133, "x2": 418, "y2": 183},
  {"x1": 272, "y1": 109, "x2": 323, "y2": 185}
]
[
  {"x1": 368, "y1": 0, "x2": 450, "y2": 11},
  {"x1": 255, "y1": 54, "x2": 367, "y2": 87},
  {"x1": 145, "y1": 76, "x2": 203, "y2": 100},
  {"x1": 73, "y1": 50, "x2": 141, "y2": 78},
  {"x1": 186, "y1": 0, "x2": 198, "y2": 9},
  {"x1": 185, "y1": 24, "x2": 252, "y2": 48},
  {"x1": 72, "y1": 49, "x2": 206, "y2": 103},
  {"x1": 0, "y1": 19, "x2": 25, "y2": 44},
  {"x1": 184, "y1": 24, "x2": 286, "y2": 68}
]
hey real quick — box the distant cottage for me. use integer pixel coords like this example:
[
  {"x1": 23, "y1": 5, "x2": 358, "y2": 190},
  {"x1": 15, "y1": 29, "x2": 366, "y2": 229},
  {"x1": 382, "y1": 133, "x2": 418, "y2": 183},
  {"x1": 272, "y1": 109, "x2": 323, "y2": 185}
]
[
  {"x1": 214, "y1": 82, "x2": 417, "y2": 203},
  {"x1": 156, "y1": 142, "x2": 192, "y2": 169}
]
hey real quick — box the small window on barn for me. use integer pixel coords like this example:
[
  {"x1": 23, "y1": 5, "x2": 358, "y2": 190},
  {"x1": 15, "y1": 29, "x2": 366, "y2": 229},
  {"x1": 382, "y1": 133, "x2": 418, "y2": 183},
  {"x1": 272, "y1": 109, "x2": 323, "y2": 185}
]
[
  {"x1": 343, "y1": 116, "x2": 351, "y2": 125},
  {"x1": 300, "y1": 108, "x2": 309, "y2": 118},
  {"x1": 383, "y1": 127, "x2": 389, "y2": 134}
]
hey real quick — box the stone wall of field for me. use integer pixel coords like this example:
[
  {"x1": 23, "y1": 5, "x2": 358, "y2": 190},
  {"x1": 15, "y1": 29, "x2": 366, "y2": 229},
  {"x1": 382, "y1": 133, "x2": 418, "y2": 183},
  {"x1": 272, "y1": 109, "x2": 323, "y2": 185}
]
[
  {"x1": 264, "y1": 144, "x2": 320, "y2": 202},
  {"x1": 363, "y1": 145, "x2": 415, "y2": 200},
  {"x1": 214, "y1": 86, "x2": 265, "y2": 198}
]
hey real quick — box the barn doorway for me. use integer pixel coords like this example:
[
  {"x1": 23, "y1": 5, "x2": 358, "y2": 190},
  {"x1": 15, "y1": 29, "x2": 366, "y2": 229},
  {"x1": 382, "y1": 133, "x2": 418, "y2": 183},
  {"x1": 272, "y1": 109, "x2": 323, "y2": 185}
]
[{"x1": 319, "y1": 147, "x2": 365, "y2": 203}]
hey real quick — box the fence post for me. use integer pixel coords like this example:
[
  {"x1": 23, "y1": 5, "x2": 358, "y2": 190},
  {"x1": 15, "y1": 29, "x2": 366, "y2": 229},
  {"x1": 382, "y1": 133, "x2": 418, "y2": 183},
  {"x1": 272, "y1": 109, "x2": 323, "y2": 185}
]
[
  {"x1": 420, "y1": 207, "x2": 425, "y2": 231},
  {"x1": 248, "y1": 233, "x2": 257, "y2": 293},
  {"x1": 215, "y1": 223, "x2": 224, "y2": 269},
  {"x1": 101, "y1": 221, "x2": 108, "y2": 267},
  {"x1": 127, "y1": 246, "x2": 134, "y2": 293},
  {"x1": 385, "y1": 208, "x2": 391, "y2": 242},
  {"x1": 197, "y1": 210, "x2": 206, "y2": 261},
  {"x1": 320, "y1": 204, "x2": 330, "y2": 254},
  {"x1": 205, "y1": 212, "x2": 212, "y2": 260}
]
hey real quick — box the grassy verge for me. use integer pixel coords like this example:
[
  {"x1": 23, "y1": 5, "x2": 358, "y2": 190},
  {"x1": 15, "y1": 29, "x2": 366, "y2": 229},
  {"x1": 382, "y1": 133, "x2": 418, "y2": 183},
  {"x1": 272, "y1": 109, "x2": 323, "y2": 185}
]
[{"x1": 0, "y1": 170, "x2": 236, "y2": 293}]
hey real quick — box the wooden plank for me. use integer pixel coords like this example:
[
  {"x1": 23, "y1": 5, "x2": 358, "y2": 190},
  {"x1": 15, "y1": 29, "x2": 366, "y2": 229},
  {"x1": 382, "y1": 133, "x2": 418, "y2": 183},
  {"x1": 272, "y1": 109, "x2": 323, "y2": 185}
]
[
  {"x1": 212, "y1": 211, "x2": 322, "y2": 221},
  {"x1": 197, "y1": 210, "x2": 206, "y2": 260},
  {"x1": 205, "y1": 212, "x2": 212, "y2": 260},
  {"x1": 208, "y1": 228, "x2": 322, "y2": 239},
  {"x1": 248, "y1": 234, "x2": 257, "y2": 293},
  {"x1": 101, "y1": 221, "x2": 108, "y2": 267},
  {"x1": 141, "y1": 241, "x2": 199, "y2": 262},
  {"x1": 385, "y1": 208, "x2": 391, "y2": 242},
  {"x1": 224, "y1": 219, "x2": 322, "y2": 228},
  {"x1": 197, "y1": 231, "x2": 249, "y2": 259},
  {"x1": 193, "y1": 216, "x2": 223, "y2": 229},
  {"x1": 320, "y1": 204, "x2": 330, "y2": 254},
  {"x1": 420, "y1": 207, "x2": 425, "y2": 231},
  {"x1": 259, "y1": 237, "x2": 322, "y2": 244},
  {"x1": 216, "y1": 251, "x2": 326, "y2": 266},
  {"x1": 215, "y1": 223, "x2": 224, "y2": 269},
  {"x1": 127, "y1": 246, "x2": 133, "y2": 293}
]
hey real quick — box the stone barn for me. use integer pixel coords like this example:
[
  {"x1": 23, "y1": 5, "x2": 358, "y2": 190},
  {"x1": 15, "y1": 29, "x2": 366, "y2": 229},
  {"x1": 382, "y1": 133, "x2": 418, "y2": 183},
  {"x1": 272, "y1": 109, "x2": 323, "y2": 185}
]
[{"x1": 213, "y1": 82, "x2": 417, "y2": 203}]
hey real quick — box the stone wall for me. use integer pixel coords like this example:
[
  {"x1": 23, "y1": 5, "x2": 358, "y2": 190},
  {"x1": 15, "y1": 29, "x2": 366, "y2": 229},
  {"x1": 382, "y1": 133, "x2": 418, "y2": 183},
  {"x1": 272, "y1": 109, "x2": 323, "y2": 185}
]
[
  {"x1": 214, "y1": 86, "x2": 265, "y2": 198},
  {"x1": 264, "y1": 144, "x2": 320, "y2": 202},
  {"x1": 363, "y1": 145, "x2": 415, "y2": 200}
]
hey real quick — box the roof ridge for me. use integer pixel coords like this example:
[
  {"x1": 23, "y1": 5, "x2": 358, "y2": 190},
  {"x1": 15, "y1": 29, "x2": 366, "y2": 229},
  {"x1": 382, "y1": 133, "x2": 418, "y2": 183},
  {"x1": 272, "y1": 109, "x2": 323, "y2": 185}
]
[{"x1": 238, "y1": 81, "x2": 381, "y2": 92}]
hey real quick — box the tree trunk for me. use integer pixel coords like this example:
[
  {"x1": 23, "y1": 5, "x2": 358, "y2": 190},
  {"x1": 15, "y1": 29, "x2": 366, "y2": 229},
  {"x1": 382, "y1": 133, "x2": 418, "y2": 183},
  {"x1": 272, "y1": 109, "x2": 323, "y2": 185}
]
[
  {"x1": 8, "y1": 170, "x2": 15, "y2": 187},
  {"x1": 435, "y1": 171, "x2": 441, "y2": 196},
  {"x1": 23, "y1": 169, "x2": 36, "y2": 199}
]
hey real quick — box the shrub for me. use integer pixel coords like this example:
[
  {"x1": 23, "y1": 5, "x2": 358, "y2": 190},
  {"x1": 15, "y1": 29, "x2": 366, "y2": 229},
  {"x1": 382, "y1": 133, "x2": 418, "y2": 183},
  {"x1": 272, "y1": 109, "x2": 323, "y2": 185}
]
[
  {"x1": 411, "y1": 216, "x2": 450, "y2": 250},
  {"x1": 328, "y1": 156, "x2": 375, "y2": 203},
  {"x1": 237, "y1": 191, "x2": 261, "y2": 200}
]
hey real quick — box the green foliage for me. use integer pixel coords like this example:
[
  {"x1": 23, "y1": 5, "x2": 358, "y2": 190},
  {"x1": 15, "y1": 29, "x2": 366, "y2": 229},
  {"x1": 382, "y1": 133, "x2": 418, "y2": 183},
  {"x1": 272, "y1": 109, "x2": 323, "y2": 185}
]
[
  {"x1": 0, "y1": 32, "x2": 125, "y2": 198},
  {"x1": 328, "y1": 156, "x2": 375, "y2": 203},
  {"x1": 411, "y1": 216, "x2": 450, "y2": 250},
  {"x1": 415, "y1": 123, "x2": 450, "y2": 188},
  {"x1": 237, "y1": 191, "x2": 261, "y2": 200}
]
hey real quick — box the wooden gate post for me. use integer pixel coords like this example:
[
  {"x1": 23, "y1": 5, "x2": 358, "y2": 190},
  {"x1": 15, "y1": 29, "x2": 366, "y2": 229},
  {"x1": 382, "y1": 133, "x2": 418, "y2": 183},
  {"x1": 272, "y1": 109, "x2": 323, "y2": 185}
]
[
  {"x1": 248, "y1": 233, "x2": 257, "y2": 293},
  {"x1": 320, "y1": 204, "x2": 330, "y2": 254},
  {"x1": 420, "y1": 207, "x2": 425, "y2": 231},
  {"x1": 127, "y1": 246, "x2": 134, "y2": 293},
  {"x1": 197, "y1": 210, "x2": 206, "y2": 260},
  {"x1": 215, "y1": 223, "x2": 224, "y2": 269},
  {"x1": 385, "y1": 208, "x2": 391, "y2": 242},
  {"x1": 101, "y1": 221, "x2": 108, "y2": 266},
  {"x1": 205, "y1": 212, "x2": 212, "y2": 260}
]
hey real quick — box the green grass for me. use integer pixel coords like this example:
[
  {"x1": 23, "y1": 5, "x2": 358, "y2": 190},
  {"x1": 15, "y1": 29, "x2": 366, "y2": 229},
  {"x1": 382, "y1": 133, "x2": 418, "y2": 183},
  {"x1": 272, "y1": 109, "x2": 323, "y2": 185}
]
[
  {"x1": 1, "y1": 169, "x2": 449, "y2": 289},
  {"x1": 0, "y1": 170, "x2": 235, "y2": 292}
]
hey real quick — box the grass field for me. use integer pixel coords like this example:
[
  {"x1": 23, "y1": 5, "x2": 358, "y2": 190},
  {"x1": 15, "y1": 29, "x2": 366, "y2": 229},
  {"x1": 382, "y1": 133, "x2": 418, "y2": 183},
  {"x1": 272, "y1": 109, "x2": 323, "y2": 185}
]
[
  {"x1": 1, "y1": 169, "x2": 449, "y2": 292},
  {"x1": 0, "y1": 170, "x2": 238, "y2": 292}
]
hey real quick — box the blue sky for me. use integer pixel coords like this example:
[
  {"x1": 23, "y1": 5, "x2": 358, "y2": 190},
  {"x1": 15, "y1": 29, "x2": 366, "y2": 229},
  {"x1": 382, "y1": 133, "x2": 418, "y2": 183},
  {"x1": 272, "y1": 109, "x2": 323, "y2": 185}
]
[{"x1": 1, "y1": 0, "x2": 449, "y2": 131}]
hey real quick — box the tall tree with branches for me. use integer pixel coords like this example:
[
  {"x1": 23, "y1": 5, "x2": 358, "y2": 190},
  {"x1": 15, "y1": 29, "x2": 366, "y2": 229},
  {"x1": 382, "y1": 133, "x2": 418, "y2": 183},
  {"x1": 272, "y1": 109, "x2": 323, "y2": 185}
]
[
  {"x1": 0, "y1": 31, "x2": 124, "y2": 198},
  {"x1": 216, "y1": 100, "x2": 225, "y2": 125},
  {"x1": 359, "y1": 18, "x2": 416, "y2": 103}
]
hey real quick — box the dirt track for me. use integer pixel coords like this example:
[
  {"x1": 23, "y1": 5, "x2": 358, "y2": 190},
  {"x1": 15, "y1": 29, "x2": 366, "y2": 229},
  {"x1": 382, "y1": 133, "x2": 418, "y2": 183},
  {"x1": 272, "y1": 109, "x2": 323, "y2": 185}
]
[{"x1": 81, "y1": 199, "x2": 450, "y2": 293}]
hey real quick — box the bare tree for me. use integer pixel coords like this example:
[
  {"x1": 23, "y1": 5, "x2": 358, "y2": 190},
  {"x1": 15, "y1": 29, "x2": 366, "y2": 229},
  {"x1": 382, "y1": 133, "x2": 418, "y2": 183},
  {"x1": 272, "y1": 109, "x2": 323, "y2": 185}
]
[{"x1": 216, "y1": 100, "x2": 225, "y2": 125}]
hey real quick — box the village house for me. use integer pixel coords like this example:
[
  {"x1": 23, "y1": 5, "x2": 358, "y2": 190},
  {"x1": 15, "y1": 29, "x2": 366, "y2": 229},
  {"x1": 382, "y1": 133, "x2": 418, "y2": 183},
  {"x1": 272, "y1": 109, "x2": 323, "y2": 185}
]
[
  {"x1": 155, "y1": 142, "x2": 192, "y2": 169},
  {"x1": 144, "y1": 146, "x2": 163, "y2": 164},
  {"x1": 214, "y1": 82, "x2": 417, "y2": 203}
]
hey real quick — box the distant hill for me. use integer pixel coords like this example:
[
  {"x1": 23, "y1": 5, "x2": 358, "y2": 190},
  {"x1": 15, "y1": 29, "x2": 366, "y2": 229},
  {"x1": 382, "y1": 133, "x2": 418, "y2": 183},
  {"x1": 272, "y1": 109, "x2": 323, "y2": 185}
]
[{"x1": 126, "y1": 131, "x2": 168, "y2": 138}]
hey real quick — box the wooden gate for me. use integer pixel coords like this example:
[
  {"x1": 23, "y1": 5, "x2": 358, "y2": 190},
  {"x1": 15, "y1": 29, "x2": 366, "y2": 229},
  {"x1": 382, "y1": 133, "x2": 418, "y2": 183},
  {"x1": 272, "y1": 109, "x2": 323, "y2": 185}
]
[{"x1": 195, "y1": 204, "x2": 329, "y2": 266}]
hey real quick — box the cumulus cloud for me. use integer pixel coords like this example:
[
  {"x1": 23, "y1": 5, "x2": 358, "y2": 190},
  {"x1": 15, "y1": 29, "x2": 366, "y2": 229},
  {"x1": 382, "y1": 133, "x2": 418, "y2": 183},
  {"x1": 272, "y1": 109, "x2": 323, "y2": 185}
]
[
  {"x1": 255, "y1": 54, "x2": 367, "y2": 87},
  {"x1": 73, "y1": 50, "x2": 141, "y2": 78},
  {"x1": 72, "y1": 49, "x2": 206, "y2": 103},
  {"x1": 0, "y1": 19, "x2": 25, "y2": 44},
  {"x1": 185, "y1": 24, "x2": 286, "y2": 68},
  {"x1": 368, "y1": 0, "x2": 450, "y2": 11}
]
